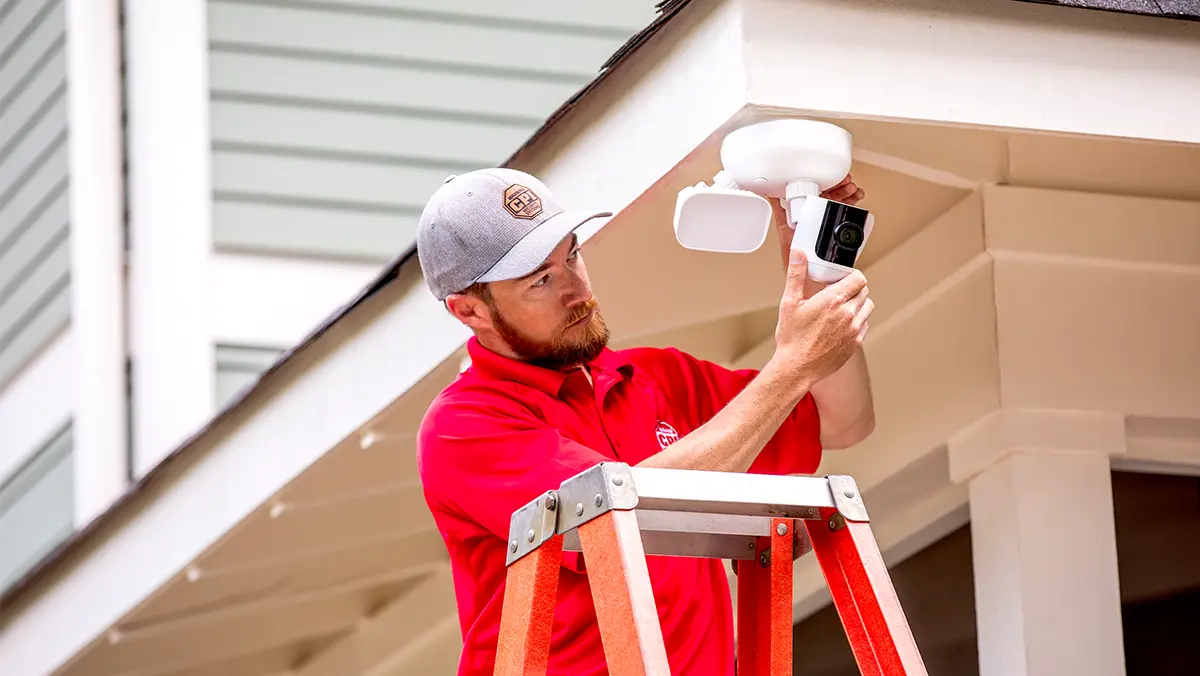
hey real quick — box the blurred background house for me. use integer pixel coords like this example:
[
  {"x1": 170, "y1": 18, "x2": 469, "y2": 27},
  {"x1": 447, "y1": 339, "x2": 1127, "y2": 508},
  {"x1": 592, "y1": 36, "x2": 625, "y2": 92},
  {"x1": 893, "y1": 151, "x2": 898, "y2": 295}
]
[{"x1": 1, "y1": 0, "x2": 1198, "y2": 674}]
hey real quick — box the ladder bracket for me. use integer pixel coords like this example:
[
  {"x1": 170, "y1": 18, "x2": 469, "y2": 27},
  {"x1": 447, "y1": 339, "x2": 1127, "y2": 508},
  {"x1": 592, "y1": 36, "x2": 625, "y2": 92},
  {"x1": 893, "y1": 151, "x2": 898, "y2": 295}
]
[
  {"x1": 505, "y1": 490, "x2": 561, "y2": 566},
  {"x1": 828, "y1": 475, "x2": 870, "y2": 523},
  {"x1": 556, "y1": 461, "x2": 640, "y2": 534}
]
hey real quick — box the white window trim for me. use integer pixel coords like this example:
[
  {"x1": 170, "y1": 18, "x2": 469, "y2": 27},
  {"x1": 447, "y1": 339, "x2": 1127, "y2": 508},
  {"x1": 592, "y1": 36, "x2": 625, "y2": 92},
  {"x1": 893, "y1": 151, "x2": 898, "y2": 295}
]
[
  {"x1": 65, "y1": 0, "x2": 129, "y2": 526},
  {"x1": 123, "y1": 0, "x2": 214, "y2": 478}
]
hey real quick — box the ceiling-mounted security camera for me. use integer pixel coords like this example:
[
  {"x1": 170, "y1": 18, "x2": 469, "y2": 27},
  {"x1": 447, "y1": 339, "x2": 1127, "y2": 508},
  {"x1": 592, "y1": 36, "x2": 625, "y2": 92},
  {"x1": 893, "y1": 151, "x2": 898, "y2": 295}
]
[{"x1": 673, "y1": 119, "x2": 873, "y2": 283}]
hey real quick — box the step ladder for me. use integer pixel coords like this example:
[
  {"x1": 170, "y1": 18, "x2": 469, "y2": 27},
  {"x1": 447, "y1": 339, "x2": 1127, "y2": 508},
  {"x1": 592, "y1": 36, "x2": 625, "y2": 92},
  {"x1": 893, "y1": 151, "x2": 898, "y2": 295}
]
[{"x1": 494, "y1": 462, "x2": 928, "y2": 675}]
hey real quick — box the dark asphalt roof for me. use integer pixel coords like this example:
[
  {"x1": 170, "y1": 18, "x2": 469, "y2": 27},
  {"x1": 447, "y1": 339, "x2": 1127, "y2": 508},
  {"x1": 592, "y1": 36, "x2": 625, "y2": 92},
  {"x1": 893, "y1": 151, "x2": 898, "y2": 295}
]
[{"x1": 1017, "y1": 0, "x2": 1200, "y2": 20}]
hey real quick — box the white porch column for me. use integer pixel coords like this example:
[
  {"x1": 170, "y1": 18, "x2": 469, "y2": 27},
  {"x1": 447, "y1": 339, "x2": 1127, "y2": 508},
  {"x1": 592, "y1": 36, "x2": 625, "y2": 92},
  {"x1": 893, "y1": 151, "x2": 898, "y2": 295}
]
[
  {"x1": 123, "y1": 0, "x2": 214, "y2": 476},
  {"x1": 950, "y1": 410, "x2": 1128, "y2": 676},
  {"x1": 64, "y1": 0, "x2": 129, "y2": 525}
]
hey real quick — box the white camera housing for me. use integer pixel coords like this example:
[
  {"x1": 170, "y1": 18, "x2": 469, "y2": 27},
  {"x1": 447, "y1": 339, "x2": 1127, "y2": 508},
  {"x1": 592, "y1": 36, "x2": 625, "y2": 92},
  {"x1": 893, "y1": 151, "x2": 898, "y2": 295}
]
[
  {"x1": 674, "y1": 119, "x2": 873, "y2": 283},
  {"x1": 788, "y1": 194, "x2": 875, "y2": 283}
]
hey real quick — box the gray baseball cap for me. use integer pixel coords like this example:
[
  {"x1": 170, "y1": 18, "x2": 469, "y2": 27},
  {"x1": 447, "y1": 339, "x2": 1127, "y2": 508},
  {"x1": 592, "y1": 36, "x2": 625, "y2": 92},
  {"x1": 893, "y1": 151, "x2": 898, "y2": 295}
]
[{"x1": 415, "y1": 168, "x2": 612, "y2": 301}]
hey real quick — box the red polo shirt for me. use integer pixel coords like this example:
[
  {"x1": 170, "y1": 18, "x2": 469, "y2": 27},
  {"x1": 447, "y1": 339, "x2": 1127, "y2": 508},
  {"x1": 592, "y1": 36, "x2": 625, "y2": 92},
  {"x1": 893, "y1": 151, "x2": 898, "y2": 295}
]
[{"x1": 416, "y1": 337, "x2": 823, "y2": 675}]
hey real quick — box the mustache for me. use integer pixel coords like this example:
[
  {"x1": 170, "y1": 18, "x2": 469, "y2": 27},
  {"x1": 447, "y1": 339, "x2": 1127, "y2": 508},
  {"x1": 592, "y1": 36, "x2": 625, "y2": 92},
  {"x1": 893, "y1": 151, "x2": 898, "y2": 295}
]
[{"x1": 564, "y1": 299, "x2": 598, "y2": 327}]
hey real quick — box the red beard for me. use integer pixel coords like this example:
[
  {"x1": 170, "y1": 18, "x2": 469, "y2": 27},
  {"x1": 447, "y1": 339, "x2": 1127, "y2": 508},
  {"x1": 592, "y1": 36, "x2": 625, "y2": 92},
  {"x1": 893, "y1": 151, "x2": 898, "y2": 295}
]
[{"x1": 491, "y1": 298, "x2": 611, "y2": 371}]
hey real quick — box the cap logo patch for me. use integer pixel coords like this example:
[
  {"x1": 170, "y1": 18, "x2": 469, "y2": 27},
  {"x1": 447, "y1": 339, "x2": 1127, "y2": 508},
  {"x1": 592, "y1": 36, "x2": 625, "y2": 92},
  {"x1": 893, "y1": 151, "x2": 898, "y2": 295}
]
[{"x1": 504, "y1": 184, "x2": 543, "y2": 220}]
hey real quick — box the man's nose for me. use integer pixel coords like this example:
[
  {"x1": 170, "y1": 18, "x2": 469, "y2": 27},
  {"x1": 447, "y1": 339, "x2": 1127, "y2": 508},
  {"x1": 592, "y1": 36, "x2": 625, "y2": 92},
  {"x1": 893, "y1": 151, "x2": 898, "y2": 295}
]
[
  {"x1": 563, "y1": 289, "x2": 592, "y2": 310},
  {"x1": 561, "y1": 271, "x2": 591, "y2": 305}
]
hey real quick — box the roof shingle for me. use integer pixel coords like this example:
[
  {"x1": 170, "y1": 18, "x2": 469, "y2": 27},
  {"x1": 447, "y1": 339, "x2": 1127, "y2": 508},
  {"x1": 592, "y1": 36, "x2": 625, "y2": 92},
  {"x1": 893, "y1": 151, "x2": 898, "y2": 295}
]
[{"x1": 1019, "y1": 0, "x2": 1200, "y2": 21}]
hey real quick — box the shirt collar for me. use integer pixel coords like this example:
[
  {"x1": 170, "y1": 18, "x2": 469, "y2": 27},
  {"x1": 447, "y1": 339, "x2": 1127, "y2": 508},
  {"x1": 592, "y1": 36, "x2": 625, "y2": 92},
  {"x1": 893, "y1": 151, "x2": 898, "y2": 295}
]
[{"x1": 465, "y1": 336, "x2": 634, "y2": 397}]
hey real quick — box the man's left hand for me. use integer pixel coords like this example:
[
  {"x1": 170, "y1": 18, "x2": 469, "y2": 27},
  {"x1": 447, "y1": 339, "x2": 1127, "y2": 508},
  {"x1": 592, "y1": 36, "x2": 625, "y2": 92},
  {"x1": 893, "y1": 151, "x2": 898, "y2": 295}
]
[{"x1": 769, "y1": 174, "x2": 867, "y2": 295}]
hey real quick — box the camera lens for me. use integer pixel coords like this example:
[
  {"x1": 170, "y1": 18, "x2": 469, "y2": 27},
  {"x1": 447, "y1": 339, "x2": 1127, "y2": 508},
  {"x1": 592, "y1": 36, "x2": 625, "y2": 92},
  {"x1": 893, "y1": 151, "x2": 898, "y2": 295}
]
[{"x1": 834, "y1": 222, "x2": 863, "y2": 249}]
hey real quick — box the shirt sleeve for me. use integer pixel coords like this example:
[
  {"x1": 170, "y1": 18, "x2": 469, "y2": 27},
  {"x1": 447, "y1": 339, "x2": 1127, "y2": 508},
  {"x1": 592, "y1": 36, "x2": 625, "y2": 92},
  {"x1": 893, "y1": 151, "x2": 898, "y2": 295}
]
[
  {"x1": 634, "y1": 347, "x2": 823, "y2": 476},
  {"x1": 416, "y1": 390, "x2": 609, "y2": 571}
]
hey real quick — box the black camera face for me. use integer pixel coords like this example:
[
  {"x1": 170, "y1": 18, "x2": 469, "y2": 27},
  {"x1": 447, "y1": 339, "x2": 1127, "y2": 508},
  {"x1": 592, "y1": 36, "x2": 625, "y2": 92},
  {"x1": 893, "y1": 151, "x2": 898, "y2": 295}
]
[{"x1": 814, "y1": 201, "x2": 869, "y2": 267}]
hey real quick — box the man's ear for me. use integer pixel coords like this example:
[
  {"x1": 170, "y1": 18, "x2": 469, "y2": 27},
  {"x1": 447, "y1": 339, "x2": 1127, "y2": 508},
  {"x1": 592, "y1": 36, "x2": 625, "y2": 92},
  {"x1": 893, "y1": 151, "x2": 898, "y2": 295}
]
[{"x1": 445, "y1": 293, "x2": 493, "y2": 331}]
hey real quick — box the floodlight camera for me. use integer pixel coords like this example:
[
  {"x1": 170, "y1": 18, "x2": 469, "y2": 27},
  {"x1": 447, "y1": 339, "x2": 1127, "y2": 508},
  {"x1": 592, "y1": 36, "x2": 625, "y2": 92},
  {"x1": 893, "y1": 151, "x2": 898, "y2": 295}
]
[{"x1": 673, "y1": 119, "x2": 874, "y2": 283}]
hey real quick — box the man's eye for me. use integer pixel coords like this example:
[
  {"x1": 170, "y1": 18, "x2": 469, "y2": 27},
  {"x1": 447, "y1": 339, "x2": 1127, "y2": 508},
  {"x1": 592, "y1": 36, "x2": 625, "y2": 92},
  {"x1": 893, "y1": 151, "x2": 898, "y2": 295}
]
[{"x1": 533, "y1": 275, "x2": 549, "y2": 287}]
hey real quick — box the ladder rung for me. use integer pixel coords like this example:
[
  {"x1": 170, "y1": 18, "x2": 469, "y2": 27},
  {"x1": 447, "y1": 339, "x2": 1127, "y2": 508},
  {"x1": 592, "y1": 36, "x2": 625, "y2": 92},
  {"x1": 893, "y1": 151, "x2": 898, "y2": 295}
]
[
  {"x1": 563, "y1": 511, "x2": 801, "y2": 561},
  {"x1": 634, "y1": 509, "x2": 773, "y2": 536},
  {"x1": 564, "y1": 525, "x2": 759, "y2": 560}
]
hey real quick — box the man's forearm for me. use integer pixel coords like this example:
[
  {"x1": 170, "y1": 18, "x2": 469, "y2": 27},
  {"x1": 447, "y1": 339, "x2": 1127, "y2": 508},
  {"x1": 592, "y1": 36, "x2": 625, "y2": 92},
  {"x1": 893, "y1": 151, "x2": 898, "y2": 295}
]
[
  {"x1": 636, "y1": 358, "x2": 813, "y2": 474},
  {"x1": 809, "y1": 347, "x2": 874, "y2": 448},
  {"x1": 769, "y1": 193, "x2": 875, "y2": 449}
]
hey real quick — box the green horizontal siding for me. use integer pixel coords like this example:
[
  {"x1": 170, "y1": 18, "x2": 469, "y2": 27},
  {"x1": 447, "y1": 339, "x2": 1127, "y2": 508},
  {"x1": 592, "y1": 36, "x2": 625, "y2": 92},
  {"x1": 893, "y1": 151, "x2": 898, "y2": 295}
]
[
  {"x1": 206, "y1": 0, "x2": 654, "y2": 262},
  {"x1": 215, "y1": 344, "x2": 286, "y2": 409},
  {"x1": 0, "y1": 422, "x2": 74, "y2": 593},
  {"x1": 0, "y1": 0, "x2": 71, "y2": 387}
]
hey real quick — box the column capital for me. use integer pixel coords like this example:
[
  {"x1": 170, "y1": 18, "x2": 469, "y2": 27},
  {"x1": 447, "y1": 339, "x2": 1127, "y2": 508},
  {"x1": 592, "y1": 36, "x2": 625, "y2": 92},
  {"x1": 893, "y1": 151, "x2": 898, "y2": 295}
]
[{"x1": 948, "y1": 408, "x2": 1126, "y2": 484}]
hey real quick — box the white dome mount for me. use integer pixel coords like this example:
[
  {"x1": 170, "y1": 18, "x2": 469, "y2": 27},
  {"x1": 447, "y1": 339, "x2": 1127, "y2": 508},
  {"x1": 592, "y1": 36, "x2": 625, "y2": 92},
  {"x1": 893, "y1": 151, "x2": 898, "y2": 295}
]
[{"x1": 720, "y1": 119, "x2": 853, "y2": 200}]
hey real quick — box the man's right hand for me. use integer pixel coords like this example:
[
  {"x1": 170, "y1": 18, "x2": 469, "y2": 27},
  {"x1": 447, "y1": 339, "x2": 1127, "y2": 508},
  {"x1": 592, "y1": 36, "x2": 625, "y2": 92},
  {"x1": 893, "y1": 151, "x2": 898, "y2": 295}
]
[{"x1": 771, "y1": 248, "x2": 873, "y2": 387}]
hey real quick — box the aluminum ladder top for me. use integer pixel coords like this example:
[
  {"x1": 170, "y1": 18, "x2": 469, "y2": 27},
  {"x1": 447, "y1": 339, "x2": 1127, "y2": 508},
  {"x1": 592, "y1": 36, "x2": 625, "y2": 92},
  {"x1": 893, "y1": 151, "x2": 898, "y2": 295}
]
[{"x1": 494, "y1": 461, "x2": 928, "y2": 676}]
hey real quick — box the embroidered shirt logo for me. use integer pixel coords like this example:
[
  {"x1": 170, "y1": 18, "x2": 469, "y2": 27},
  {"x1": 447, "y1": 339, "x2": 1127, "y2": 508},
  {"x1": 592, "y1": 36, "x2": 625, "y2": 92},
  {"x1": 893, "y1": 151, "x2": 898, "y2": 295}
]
[
  {"x1": 504, "y1": 184, "x2": 543, "y2": 220},
  {"x1": 654, "y1": 421, "x2": 680, "y2": 449}
]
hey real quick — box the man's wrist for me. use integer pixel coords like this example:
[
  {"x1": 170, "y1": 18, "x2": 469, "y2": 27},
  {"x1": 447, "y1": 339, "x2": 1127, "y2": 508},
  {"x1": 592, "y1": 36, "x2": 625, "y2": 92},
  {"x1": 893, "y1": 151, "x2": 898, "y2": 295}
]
[{"x1": 762, "y1": 352, "x2": 818, "y2": 395}]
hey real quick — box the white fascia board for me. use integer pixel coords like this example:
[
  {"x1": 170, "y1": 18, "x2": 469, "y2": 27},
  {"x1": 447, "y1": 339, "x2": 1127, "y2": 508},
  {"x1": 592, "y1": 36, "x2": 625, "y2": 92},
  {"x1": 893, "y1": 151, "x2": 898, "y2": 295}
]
[
  {"x1": 742, "y1": 0, "x2": 1200, "y2": 144},
  {"x1": 0, "y1": 329, "x2": 73, "y2": 485},
  {"x1": 0, "y1": 1, "x2": 753, "y2": 673},
  {"x1": 209, "y1": 252, "x2": 388, "y2": 348}
]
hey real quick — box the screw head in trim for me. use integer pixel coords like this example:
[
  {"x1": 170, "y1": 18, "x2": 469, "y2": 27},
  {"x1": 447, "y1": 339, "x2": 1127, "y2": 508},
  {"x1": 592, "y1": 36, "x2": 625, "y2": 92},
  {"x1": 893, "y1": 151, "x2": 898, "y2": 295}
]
[
  {"x1": 575, "y1": 503, "x2": 584, "y2": 516},
  {"x1": 776, "y1": 522, "x2": 788, "y2": 536}
]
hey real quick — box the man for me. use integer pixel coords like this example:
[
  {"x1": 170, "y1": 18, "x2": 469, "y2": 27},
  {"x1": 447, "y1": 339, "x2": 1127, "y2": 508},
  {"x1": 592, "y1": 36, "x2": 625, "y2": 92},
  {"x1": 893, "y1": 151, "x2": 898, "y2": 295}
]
[{"x1": 415, "y1": 167, "x2": 874, "y2": 675}]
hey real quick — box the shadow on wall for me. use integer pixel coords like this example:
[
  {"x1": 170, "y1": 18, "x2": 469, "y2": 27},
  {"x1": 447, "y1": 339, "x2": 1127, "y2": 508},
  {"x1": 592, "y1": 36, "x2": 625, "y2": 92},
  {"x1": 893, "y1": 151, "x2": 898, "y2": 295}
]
[{"x1": 790, "y1": 471, "x2": 1200, "y2": 675}]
